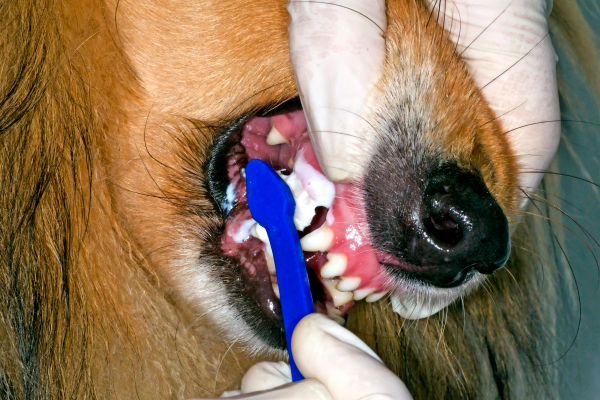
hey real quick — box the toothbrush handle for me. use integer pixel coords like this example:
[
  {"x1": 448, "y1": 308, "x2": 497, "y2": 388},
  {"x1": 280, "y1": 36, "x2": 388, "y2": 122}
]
[{"x1": 266, "y1": 220, "x2": 315, "y2": 382}]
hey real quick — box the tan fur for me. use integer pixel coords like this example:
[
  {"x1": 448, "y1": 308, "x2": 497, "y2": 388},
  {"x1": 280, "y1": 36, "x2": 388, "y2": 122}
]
[{"x1": 0, "y1": 0, "x2": 594, "y2": 398}]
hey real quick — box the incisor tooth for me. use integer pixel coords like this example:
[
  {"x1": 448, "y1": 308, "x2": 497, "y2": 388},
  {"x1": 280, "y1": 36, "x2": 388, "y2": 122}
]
[
  {"x1": 300, "y1": 223, "x2": 334, "y2": 252},
  {"x1": 266, "y1": 125, "x2": 289, "y2": 145},
  {"x1": 352, "y1": 287, "x2": 376, "y2": 301},
  {"x1": 336, "y1": 277, "x2": 361, "y2": 292},
  {"x1": 323, "y1": 279, "x2": 353, "y2": 307},
  {"x1": 272, "y1": 283, "x2": 280, "y2": 299},
  {"x1": 320, "y1": 253, "x2": 347, "y2": 278},
  {"x1": 366, "y1": 291, "x2": 388, "y2": 303}
]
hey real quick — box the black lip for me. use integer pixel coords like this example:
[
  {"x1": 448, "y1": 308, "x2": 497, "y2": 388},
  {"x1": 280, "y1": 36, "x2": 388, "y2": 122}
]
[{"x1": 205, "y1": 116, "x2": 247, "y2": 216}]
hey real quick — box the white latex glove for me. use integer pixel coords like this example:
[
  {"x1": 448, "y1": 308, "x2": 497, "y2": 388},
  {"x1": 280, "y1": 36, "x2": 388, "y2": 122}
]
[
  {"x1": 287, "y1": 0, "x2": 387, "y2": 182},
  {"x1": 425, "y1": 0, "x2": 560, "y2": 207},
  {"x1": 196, "y1": 314, "x2": 412, "y2": 399},
  {"x1": 289, "y1": 0, "x2": 560, "y2": 201}
]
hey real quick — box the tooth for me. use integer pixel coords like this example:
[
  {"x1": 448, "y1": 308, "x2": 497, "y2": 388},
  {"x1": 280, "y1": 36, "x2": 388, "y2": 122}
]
[
  {"x1": 300, "y1": 223, "x2": 334, "y2": 252},
  {"x1": 327, "y1": 311, "x2": 345, "y2": 325},
  {"x1": 326, "y1": 304, "x2": 346, "y2": 325},
  {"x1": 390, "y1": 295, "x2": 447, "y2": 320},
  {"x1": 288, "y1": 158, "x2": 294, "y2": 169},
  {"x1": 266, "y1": 125, "x2": 289, "y2": 145},
  {"x1": 265, "y1": 252, "x2": 276, "y2": 274},
  {"x1": 250, "y1": 223, "x2": 270, "y2": 245},
  {"x1": 365, "y1": 291, "x2": 388, "y2": 303},
  {"x1": 272, "y1": 283, "x2": 280, "y2": 299},
  {"x1": 323, "y1": 279, "x2": 353, "y2": 307},
  {"x1": 320, "y1": 253, "x2": 347, "y2": 278},
  {"x1": 336, "y1": 277, "x2": 361, "y2": 292},
  {"x1": 326, "y1": 303, "x2": 343, "y2": 317},
  {"x1": 352, "y1": 287, "x2": 376, "y2": 301}
]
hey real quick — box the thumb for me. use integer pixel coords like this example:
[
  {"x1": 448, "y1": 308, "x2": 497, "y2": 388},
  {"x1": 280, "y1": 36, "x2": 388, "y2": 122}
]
[{"x1": 292, "y1": 314, "x2": 412, "y2": 400}]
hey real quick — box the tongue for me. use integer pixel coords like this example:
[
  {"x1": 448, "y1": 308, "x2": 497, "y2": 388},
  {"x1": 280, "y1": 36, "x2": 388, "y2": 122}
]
[{"x1": 287, "y1": 0, "x2": 387, "y2": 182}]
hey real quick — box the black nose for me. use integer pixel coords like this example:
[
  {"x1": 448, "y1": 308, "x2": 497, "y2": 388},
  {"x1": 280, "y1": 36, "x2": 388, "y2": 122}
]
[{"x1": 393, "y1": 166, "x2": 510, "y2": 288}]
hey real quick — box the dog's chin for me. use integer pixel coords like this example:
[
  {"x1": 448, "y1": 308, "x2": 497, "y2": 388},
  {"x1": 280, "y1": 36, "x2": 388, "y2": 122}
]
[
  {"x1": 387, "y1": 273, "x2": 485, "y2": 320},
  {"x1": 152, "y1": 99, "x2": 500, "y2": 352}
]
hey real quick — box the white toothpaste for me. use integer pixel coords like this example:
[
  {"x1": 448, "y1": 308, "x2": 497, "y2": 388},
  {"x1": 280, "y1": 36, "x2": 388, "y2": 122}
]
[
  {"x1": 278, "y1": 171, "x2": 319, "y2": 231},
  {"x1": 246, "y1": 159, "x2": 335, "y2": 247},
  {"x1": 232, "y1": 218, "x2": 257, "y2": 243},
  {"x1": 222, "y1": 182, "x2": 237, "y2": 214},
  {"x1": 293, "y1": 149, "x2": 335, "y2": 209}
]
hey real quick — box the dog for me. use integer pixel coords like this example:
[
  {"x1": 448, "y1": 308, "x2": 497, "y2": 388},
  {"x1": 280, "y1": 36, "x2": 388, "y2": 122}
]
[{"x1": 0, "y1": 0, "x2": 596, "y2": 398}]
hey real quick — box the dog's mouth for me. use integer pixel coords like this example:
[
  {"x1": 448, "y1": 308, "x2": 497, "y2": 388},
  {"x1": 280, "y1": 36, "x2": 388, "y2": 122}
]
[
  {"x1": 206, "y1": 98, "x2": 510, "y2": 348},
  {"x1": 207, "y1": 99, "x2": 395, "y2": 343}
]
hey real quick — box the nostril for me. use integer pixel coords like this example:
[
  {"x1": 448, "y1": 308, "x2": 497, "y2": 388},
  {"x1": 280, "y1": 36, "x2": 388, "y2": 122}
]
[
  {"x1": 424, "y1": 213, "x2": 462, "y2": 246},
  {"x1": 475, "y1": 262, "x2": 502, "y2": 275},
  {"x1": 424, "y1": 191, "x2": 464, "y2": 247}
]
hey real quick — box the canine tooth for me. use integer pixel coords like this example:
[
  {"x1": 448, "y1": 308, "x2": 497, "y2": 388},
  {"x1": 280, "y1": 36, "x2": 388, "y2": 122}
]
[
  {"x1": 323, "y1": 279, "x2": 353, "y2": 307},
  {"x1": 272, "y1": 283, "x2": 280, "y2": 299},
  {"x1": 266, "y1": 125, "x2": 289, "y2": 145},
  {"x1": 265, "y1": 252, "x2": 276, "y2": 274},
  {"x1": 390, "y1": 295, "x2": 447, "y2": 320},
  {"x1": 320, "y1": 253, "x2": 347, "y2": 278},
  {"x1": 300, "y1": 223, "x2": 333, "y2": 252},
  {"x1": 336, "y1": 277, "x2": 361, "y2": 292},
  {"x1": 250, "y1": 223, "x2": 269, "y2": 244},
  {"x1": 365, "y1": 291, "x2": 388, "y2": 303},
  {"x1": 352, "y1": 287, "x2": 376, "y2": 301}
]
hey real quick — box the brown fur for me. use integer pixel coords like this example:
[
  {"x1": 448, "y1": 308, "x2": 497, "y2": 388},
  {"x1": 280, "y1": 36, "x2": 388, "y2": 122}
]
[{"x1": 0, "y1": 0, "x2": 592, "y2": 398}]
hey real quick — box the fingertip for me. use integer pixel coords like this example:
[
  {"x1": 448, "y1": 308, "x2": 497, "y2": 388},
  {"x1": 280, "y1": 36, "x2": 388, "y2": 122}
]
[{"x1": 241, "y1": 361, "x2": 292, "y2": 393}]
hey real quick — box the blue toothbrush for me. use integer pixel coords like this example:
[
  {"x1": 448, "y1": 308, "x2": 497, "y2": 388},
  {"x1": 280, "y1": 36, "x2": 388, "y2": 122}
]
[{"x1": 245, "y1": 159, "x2": 315, "y2": 382}]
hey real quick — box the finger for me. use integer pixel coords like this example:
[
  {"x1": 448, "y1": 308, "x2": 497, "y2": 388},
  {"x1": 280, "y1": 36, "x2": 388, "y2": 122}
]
[
  {"x1": 292, "y1": 314, "x2": 413, "y2": 400},
  {"x1": 193, "y1": 379, "x2": 332, "y2": 400},
  {"x1": 240, "y1": 361, "x2": 292, "y2": 393},
  {"x1": 287, "y1": 0, "x2": 386, "y2": 181},
  {"x1": 220, "y1": 390, "x2": 242, "y2": 398},
  {"x1": 425, "y1": 0, "x2": 560, "y2": 204}
]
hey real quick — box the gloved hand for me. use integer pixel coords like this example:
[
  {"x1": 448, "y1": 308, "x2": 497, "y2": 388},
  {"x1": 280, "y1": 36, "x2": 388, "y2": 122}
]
[
  {"x1": 424, "y1": 0, "x2": 560, "y2": 207},
  {"x1": 287, "y1": 0, "x2": 387, "y2": 182},
  {"x1": 290, "y1": 0, "x2": 560, "y2": 203},
  {"x1": 196, "y1": 314, "x2": 412, "y2": 399}
]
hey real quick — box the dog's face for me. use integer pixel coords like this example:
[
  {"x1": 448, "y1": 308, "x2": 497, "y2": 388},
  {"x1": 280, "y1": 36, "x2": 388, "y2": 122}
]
[{"x1": 105, "y1": 0, "x2": 519, "y2": 350}]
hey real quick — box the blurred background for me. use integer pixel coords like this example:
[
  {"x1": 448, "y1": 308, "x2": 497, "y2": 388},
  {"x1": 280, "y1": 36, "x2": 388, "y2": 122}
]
[{"x1": 551, "y1": 1, "x2": 600, "y2": 397}]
